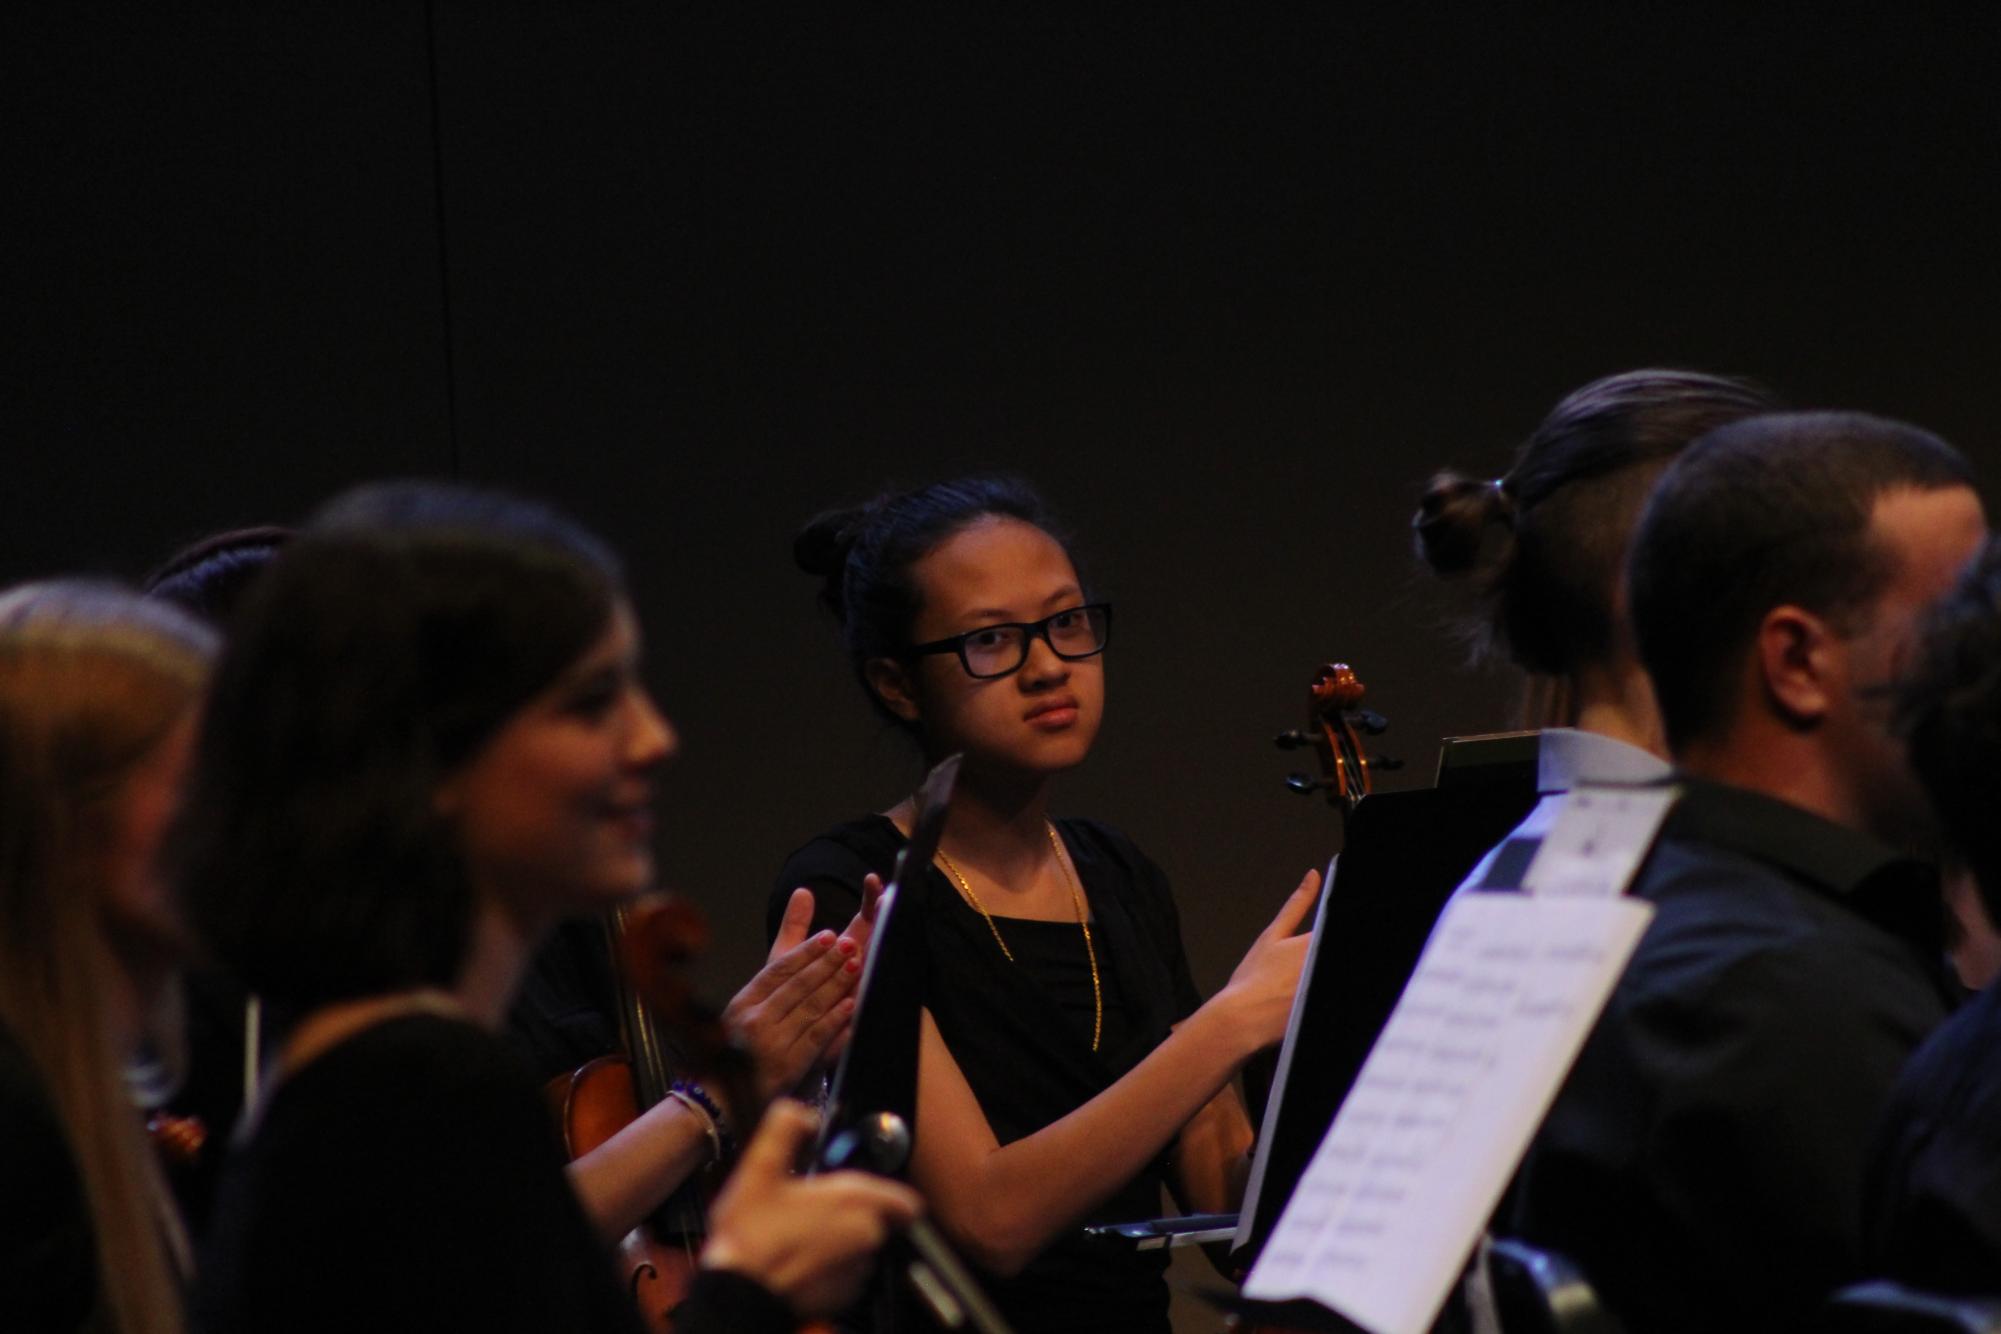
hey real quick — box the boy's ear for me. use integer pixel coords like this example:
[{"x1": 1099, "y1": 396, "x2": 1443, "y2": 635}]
[{"x1": 1755, "y1": 604, "x2": 1840, "y2": 729}]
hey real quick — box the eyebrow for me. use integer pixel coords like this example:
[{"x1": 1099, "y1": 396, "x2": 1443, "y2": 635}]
[
  {"x1": 557, "y1": 661, "x2": 622, "y2": 695},
  {"x1": 559, "y1": 642, "x2": 638, "y2": 690},
  {"x1": 957, "y1": 588, "x2": 1084, "y2": 622}
]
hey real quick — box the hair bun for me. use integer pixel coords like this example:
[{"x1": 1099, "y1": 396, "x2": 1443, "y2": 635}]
[
  {"x1": 793, "y1": 506, "x2": 866, "y2": 577},
  {"x1": 794, "y1": 505, "x2": 872, "y2": 621},
  {"x1": 1413, "y1": 470, "x2": 1513, "y2": 575}
]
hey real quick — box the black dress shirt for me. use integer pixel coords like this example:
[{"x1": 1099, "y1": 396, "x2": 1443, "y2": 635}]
[{"x1": 1511, "y1": 778, "x2": 1955, "y2": 1334}]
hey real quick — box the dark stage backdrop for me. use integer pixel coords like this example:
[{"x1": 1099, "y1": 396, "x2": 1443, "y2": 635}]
[{"x1": 8, "y1": 7, "x2": 2000, "y2": 1320}]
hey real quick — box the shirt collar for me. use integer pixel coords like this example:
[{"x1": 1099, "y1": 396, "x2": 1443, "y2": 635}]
[
  {"x1": 1536, "y1": 727, "x2": 1674, "y2": 793},
  {"x1": 1663, "y1": 775, "x2": 1943, "y2": 953}
]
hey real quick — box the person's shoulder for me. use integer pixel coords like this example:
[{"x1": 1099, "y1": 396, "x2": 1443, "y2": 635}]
[
  {"x1": 783, "y1": 813, "x2": 900, "y2": 863},
  {"x1": 1621, "y1": 846, "x2": 1946, "y2": 1047},
  {"x1": 1890, "y1": 984, "x2": 2001, "y2": 1119},
  {"x1": 1629, "y1": 836, "x2": 1835, "y2": 972},
  {"x1": 345, "y1": 1008, "x2": 511, "y2": 1060},
  {"x1": 775, "y1": 814, "x2": 900, "y2": 888},
  {"x1": 284, "y1": 1013, "x2": 533, "y2": 1117},
  {"x1": 252, "y1": 1013, "x2": 552, "y2": 1193},
  {"x1": 1057, "y1": 816, "x2": 1154, "y2": 867},
  {"x1": 1635, "y1": 836, "x2": 1938, "y2": 985},
  {"x1": 770, "y1": 814, "x2": 901, "y2": 934}
]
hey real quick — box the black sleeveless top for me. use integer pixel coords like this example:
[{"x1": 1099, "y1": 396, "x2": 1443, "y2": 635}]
[{"x1": 774, "y1": 815, "x2": 1204, "y2": 1334}]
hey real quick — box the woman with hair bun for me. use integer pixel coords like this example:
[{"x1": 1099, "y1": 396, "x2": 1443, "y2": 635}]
[
  {"x1": 0, "y1": 581, "x2": 216, "y2": 1334},
  {"x1": 778, "y1": 476, "x2": 1319, "y2": 1334},
  {"x1": 1411, "y1": 371, "x2": 1782, "y2": 1326},
  {"x1": 1414, "y1": 367, "x2": 1779, "y2": 760}
]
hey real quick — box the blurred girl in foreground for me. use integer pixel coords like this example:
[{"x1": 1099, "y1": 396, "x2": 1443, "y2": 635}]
[{"x1": 179, "y1": 482, "x2": 914, "y2": 1334}]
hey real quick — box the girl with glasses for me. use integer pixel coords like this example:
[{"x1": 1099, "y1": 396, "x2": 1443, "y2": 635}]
[{"x1": 779, "y1": 476, "x2": 1318, "y2": 1334}]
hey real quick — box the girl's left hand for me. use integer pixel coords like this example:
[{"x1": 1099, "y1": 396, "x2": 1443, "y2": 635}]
[{"x1": 723, "y1": 875, "x2": 881, "y2": 1101}]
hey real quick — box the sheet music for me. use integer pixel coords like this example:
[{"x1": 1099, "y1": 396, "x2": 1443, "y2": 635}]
[
  {"x1": 1520, "y1": 785, "x2": 1675, "y2": 898},
  {"x1": 1242, "y1": 891, "x2": 1654, "y2": 1334},
  {"x1": 1233, "y1": 853, "x2": 1338, "y2": 1250}
]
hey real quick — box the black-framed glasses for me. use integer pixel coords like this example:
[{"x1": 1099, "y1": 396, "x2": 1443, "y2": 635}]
[{"x1": 907, "y1": 603, "x2": 1113, "y2": 680}]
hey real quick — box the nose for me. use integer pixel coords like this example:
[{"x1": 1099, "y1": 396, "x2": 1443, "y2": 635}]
[
  {"x1": 1018, "y1": 632, "x2": 1070, "y2": 686},
  {"x1": 627, "y1": 689, "x2": 678, "y2": 769}
]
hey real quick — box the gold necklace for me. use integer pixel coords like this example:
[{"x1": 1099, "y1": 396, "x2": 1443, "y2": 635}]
[{"x1": 934, "y1": 823, "x2": 1103, "y2": 1052}]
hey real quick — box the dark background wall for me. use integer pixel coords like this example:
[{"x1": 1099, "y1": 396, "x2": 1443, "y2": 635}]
[
  {"x1": 7, "y1": 10, "x2": 1999, "y2": 1299},
  {"x1": 14, "y1": 0, "x2": 2001, "y2": 1019},
  {"x1": 13, "y1": 0, "x2": 2001, "y2": 989}
]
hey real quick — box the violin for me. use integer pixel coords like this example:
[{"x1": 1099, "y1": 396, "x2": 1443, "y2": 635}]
[
  {"x1": 1234, "y1": 664, "x2": 1397, "y2": 1334},
  {"x1": 1251, "y1": 661, "x2": 1395, "y2": 1130},
  {"x1": 1275, "y1": 661, "x2": 1399, "y2": 834},
  {"x1": 595, "y1": 893, "x2": 836, "y2": 1334},
  {"x1": 614, "y1": 893, "x2": 761, "y2": 1131},
  {"x1": 544, "y1": 900, "x2": 733, "y2": 1333}
]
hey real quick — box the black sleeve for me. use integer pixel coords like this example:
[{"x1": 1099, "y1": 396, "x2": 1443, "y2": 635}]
[
  {"x1": 770, "y1": 833, "x2": 877, "y2": 943},
  {"x1": 671, "y1": 1269, "x2": 797, "y2": 1334}
]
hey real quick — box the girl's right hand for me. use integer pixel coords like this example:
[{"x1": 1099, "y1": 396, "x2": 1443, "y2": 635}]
[{"x1": 1211, "y1": 868, "x2": 1321, "y2": 1055}]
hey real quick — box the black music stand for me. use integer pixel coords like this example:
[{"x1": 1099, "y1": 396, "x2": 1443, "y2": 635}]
[
  {"x1": 1232, "y1": 750, "x2": 1539, "y2": 1266},
  {"x1": 815, "y1": 752, "x2": 957, "y2": 1164},
  {"x1": 813, "y1": 754, "x2": 1015, "y2": 1334}
]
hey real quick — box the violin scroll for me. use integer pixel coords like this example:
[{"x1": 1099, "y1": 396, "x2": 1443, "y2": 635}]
[{"x1": 1275, "y1": 661, "x2": 1400, "y2": 821}]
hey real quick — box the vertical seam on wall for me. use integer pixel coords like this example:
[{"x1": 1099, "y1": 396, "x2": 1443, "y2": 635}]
[{"x1": 422, "y1": 0, "x2": 461, "y2": 477}]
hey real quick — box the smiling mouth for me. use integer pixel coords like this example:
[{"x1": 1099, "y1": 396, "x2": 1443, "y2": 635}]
[{"x1": 604, "y1": 799, "x2": 656, "y2": 835}]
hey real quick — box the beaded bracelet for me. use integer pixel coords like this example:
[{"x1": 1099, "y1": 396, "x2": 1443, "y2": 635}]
[{"x1": 668, "y1": 1079, "x2": 734, "y2": 1162}]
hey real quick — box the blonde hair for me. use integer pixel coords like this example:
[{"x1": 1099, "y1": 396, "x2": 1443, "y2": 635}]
[{"x1": 0, "y1": 582, "x2": 215, "y2": 1334}]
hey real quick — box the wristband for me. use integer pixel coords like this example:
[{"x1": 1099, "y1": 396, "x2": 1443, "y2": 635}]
[{"x1": 669, "y1": 1079, "x2": 735, "y2": 1161}]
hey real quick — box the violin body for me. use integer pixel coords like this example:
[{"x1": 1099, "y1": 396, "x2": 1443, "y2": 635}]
[
  {"x1": 546, "y1": 1055, "x2": 698, "y2": 1334},
  {"x1": 611, "y1": 896, "x2": 840, "y2": 1334}
]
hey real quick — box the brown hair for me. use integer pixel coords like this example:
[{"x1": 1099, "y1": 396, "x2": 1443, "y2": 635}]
[
  {"x1": 0, "y1": 581, "x2": 215, "y2": 1334},
  {"x1": 1414, "y1": 369, "x2": 1779, "y2": 724}
]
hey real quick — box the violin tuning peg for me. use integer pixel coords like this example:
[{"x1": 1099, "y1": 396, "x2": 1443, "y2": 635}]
[
  {"x1": 1284, "y1": 772, "x2": 1331, "y2": 795},
  {"x1": 1370, "y1": 754, "x2": 1404, "y2": 772},
  {"x1": 1356, "y1": 709, "x2": 1391, "y2": 735},
  {"x1": 147, "y1": 1112, "x2": 208, "y2": 1165}
]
